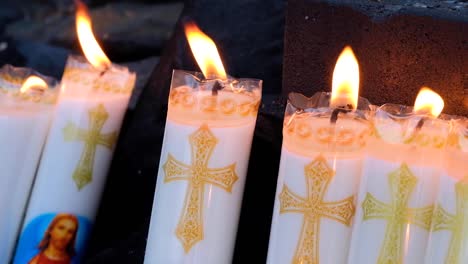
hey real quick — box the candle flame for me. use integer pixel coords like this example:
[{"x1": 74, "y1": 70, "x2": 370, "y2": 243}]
[
  {"x1": 20, "y1": 76, "x2": 48, "y2": 93},
  {"x1": 75, "y1": 0, "x2": 111, "y2": 71},
  {"x1": 414, "y1": 87, "x2": 444, "y2": 117},
  {"x1": 184, "y1": 22, "x2": 227, "y2": 79},
  {"x1": 331, "y1": 46, "x2": 360, "y2": 109}
]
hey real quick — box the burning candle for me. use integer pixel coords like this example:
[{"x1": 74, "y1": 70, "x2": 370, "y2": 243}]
[
  {"x1": 266, "y1": 47, "x2": 372, "y2": 264},
  {"x1": 144, "y1": 23, "x2": 262, "y2": 264},
  {"x1": 13, "y1": 1, "x2": 135, "y2": 263},
  {"x1": 425, "y1": 118, "x2": 468, "y2": 264},
  {"x1": 347, "y1": 88, "x2": 448, "y2": 263},
  {"x1": 0, "y1": 68, "x2": 57, "y2": 264}
]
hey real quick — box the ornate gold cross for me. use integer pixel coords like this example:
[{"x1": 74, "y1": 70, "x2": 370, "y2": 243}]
[
  {"x1": 279, "y1": 156, "x2": 355, "y2": 264},
  {"x1": 431, "y1": 176, "x2": 468, "y2": 264},
  {"x1": 163, "y1": 125, "x2": 238, "y2": 253},
  {"x1": 362, "y1": 163, "x2": 433, "y2": 264},
  {"x1": 63, "y1": 104, "x2": 117, "y2": 190}
]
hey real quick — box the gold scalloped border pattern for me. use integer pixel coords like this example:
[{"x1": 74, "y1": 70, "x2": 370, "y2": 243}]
[
  {"x1": 62, "y1": 68, "x2": 135, "y2": 94},
  {"x1": 284, "y1": 117, "x2": 372, "y2": 148},
  {"x1": 168, "y1": 88, "x2": 261, "y2": 117}
]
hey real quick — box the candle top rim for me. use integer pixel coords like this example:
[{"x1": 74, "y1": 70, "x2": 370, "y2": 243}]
[
  {"x1": 172, "y1": 69, "x2": 263, "y2": 85},
  {"x1": 168, "y1": 86, "x2": 261, "y2": 124},
  {"x1": 0, "y1": 64, "x2": 59, "y2": 105},
  {"x1": 61, "y1": 55, "x2": 137, "y2": 95},
  {"x1": 287, "y1": 92, "x2": 372, "y2": 112},
  {"x1": 66, "y1": 55, "x2": 134, "y2": 74}
]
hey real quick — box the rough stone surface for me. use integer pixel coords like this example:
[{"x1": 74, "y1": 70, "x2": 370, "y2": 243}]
[
  {"x1": 283, "y1": 0, "x2": 468, "y2": 116},
  {"x1": 325, "y1": 0, "x2": 468, "y2": 20}
]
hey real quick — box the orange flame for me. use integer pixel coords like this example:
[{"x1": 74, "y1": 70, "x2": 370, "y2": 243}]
[
  {"x1": 75, "y1": 0, "x2": 111, "y2": 71},
  {"x1": 20, "y1": 76, "x2": 48, "y2": 93},
  {"x1": 331, "y1": 46, "x2": 360, "y2": 109},
  {"x1": 414, "y1": 87, "x2": 444, "y2": 117},
  {"x1": 184, "y1": 22, "x2": 227, "y2": 79}
]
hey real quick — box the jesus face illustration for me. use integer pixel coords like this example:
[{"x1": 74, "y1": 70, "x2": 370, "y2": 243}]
[{"x1": 28, "y1": 214, "x2": 79, "y2": 264}]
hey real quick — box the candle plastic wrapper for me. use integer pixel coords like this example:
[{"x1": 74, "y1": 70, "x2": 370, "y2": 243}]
[
  {"x1": 348, "y1": 104, "x2": 451, "y2": 264},
  {"x1": 0, "y1": 65, "x2": 59, "y2": 264},
  {"x1": 267, "y1": 92, "x2": 373, "y2": 264},
  {"x1": 425, "y1": 118, "x2": 468, "y2": 264},
  {"x1": 13, "y1": 56, "x2": 136, "y2": 264},
  {"x1": 145, "y1": 70, "x2": 261, "y2": 264}
]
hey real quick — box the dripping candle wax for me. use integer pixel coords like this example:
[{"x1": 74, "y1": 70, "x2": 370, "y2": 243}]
[
  {"x1": 13, "y1": 1, "x2": 135, "y2": 263},
  {"x1": 144, "y1": 22, "x2": 262, "y2": 264},
  {"x1": 267, "y1": 46, "x2": 373, "y2": 264}
]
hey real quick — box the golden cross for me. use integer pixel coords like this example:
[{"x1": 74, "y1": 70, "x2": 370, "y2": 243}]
[
  {"x1": 279, "y1": 156, "x2": 355, "y2": 264},
  {"x1": 431, "y1": 176, "x2": 468, "y2": 264},
  {"x1": 362, "y1": 163, "x2": 433, "y2": 264},
  {"x1": 163, "y1": 125, "x2": 238, "y2": 253},
  {"x1": 63, "y1": 104, "x2": 117, "y2": 190}
]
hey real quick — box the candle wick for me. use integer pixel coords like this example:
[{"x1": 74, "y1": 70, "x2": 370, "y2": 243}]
[
  {"x1": 405, "y1": 118, "x2": 425, "y2": 144},
  {"x1": 330, "y1": 108, "x2": 351, "y2": 124},
  {"x1": 99, "y1": 66, "x2": 110, "y2": 77},
  {"x1": 286, "y1": 109, "x2": 303, "y2": 127},
  {"x1": 212, "y1": 81, "x2": 223, "y2": 96},
  {"x1": 415, "y1": 118, "x2": 425, "y2": 130}
]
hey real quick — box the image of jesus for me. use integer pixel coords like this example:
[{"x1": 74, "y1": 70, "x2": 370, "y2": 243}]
[{"x1": 28, "y1": 214, "x2": 79, "y2": 264}]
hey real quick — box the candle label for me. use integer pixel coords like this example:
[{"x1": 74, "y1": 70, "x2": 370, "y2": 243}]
[
  {"x1": 278, "y1": 155, "x2": 355, "y2": 263},
  {"x1": 163, "y1": 124, "x2": 238, "y2": 252},
  {"x1": 13, "y1": 213, "x2": 91, "y2": 264},
  {"x1": 361, "y1": 163, "x2": 433, "y2": 264},
  {"x1": 63, "y1": 104, "x2": 117, "y2": 190},
  {"x1": 431, "y1": 176, "x2": 468, "y2": 264}
]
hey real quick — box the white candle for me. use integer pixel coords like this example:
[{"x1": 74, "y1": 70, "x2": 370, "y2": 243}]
[
  {"x1": 347, "y1": 105, "x2": 450, "y2": 264},
  {"x1": 425, "y1": 118, "x2": 468, "y2": 264},
  {"x1": 13, "y1": 56, "x2": 135, "y2": 264},
  {"x1": 144, "y1": 70, "x2": 261, "y2": 264},
  {"x1": 0, "y1": 67, "x2": 58, "y2": 264},
  {"x1": 267, "y1": 93, "x2": 372, "y2": 264}
]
